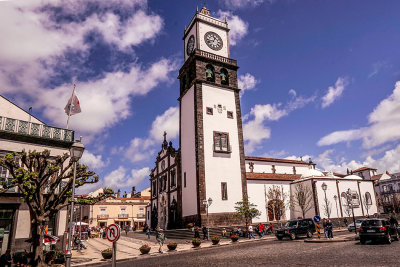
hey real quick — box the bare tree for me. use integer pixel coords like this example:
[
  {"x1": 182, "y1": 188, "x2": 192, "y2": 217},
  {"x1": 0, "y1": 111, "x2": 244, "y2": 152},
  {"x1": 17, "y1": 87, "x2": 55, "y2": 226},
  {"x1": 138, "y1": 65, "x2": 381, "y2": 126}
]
[
  {"x1": 290, "y1": 183, "x2": 314, "y2": 218},
  {"x1": 266, "y1": 185, "x2": 288, "y2": 220},
  {"x1": 0, "y1": 150, "x2": 113, "y2": 266},
  {"x1": 322, "y1": 199, "x2": 332, "y2": 218},
  {"x1": 362, "y1": 195, "x2": 372, "y2": 216}
]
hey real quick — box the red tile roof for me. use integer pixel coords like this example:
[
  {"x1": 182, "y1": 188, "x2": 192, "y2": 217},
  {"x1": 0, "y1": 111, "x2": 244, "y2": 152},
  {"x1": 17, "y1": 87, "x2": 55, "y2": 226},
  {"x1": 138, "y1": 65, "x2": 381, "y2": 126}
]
[
  {"x1": 353, "y1": 166, "x2": 377, "y2": 172},
  {"x1": 245, "y1": 156, "x2": 314, "y2": 165},
  {"x1": 246, "y1": 172, "x2": 301, "y2": 181},
  {"x1": 371, "y1": 174, "x2": 383, "y2": 179}
]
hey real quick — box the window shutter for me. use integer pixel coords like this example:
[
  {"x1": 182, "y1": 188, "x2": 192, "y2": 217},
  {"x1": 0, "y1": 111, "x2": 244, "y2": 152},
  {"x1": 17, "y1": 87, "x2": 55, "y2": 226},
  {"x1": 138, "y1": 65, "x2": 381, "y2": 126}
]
[{"x1": 221, "y1": 134, "x2": 227, "y2": 151}]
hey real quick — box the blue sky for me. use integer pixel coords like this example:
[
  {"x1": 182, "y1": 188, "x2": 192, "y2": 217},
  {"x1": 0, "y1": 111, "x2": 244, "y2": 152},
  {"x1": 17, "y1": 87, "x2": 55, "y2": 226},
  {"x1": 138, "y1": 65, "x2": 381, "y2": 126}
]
[{"x1": 1, "y1": 0, "x2": 400, "y2": 194}]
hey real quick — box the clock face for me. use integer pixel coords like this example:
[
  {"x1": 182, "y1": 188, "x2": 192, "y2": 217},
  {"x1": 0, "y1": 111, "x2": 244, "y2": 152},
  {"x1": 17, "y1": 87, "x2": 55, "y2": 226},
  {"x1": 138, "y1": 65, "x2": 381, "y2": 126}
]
[
  {"x1": 204, "y1": 31, "x2": 223, "y2": 51},
  {"x1": 186, "y1": 35, "x2": 195, "y2": 56}
]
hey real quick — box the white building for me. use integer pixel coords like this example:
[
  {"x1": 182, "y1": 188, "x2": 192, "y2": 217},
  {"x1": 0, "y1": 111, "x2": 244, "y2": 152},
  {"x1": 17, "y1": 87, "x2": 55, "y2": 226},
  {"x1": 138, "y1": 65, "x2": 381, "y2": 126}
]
[
  {"x1": 147, "y1": 7, "x2": 379, "y2": 228},
  {"x1": 374, "y1": 171, "x2": 400, "y2": 213},
  {"x1": 0, "y1": 95, "x2": 74, "y2": 253}
]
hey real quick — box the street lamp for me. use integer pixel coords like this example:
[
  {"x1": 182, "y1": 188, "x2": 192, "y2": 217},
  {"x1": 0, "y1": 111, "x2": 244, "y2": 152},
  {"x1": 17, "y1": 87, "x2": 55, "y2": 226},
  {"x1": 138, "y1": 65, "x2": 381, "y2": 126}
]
[
  {"x1": 346, "y1": 188, "x2": 357, "y2": 235},
  {"x1": 333, "y1": 195, "x2": 340, "y2": 227},
  {"x1": 66, "y1": 140, "x2": 85, "y2": 267},
  {"x1": 203, "y1": 197, "x2": 213, "y2": 241},
  {"x1": 321, "y1": 183, "x2": 330, "y2": 219}
]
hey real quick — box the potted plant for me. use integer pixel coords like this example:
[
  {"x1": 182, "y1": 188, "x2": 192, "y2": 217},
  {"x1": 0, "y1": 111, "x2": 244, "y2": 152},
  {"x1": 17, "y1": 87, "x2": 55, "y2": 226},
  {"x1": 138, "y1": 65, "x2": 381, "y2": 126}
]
[
  {"x1": 167, "y1": 242, "x2": 177, "y2": 251},
  {"x1": 231, "y1": 234, "x2": 239, "y2": 242},
  {"x1": 211, "y1": 235, "x2": 220, "y2": 245},
  {"x1": 192, "y1": 238, "x2": 201, "y2": 247},
  {"x1": 139, "y1": 244, "x2": 151, "y2": 254},
  {"x1": 101, "y1": 248, "x2": 113, "y2": 260},
  {"x1": 54, "y1": 250, "x2": 66, "y2": 264}
]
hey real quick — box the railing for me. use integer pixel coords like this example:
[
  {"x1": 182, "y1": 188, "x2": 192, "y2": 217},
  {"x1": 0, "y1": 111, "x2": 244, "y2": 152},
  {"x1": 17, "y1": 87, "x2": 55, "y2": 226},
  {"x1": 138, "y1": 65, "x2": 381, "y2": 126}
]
[
  {"x1": 196, "y1": 50, "x2": 237, "y2": 66},
  {"x1": 118, "y1": 214, "x2": 129, "y2": 219},
  {"x1": 137, "y1": 214, "x2": 145, "y2": 218},
  {"x1": 97, "y1": 214, "x2": 109, "y2": 219},
  {"x1": 0, "y1": 116, "x2": 74, "y2": 142}
]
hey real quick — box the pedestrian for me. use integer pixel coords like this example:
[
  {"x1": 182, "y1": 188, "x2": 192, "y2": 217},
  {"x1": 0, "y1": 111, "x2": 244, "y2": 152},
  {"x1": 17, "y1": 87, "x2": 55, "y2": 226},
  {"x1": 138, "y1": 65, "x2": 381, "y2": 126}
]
[
  {"x1": 0, "y1": 249, "x2": 12, "y2": 267},
  {"x1": 248, "y1": 225, "x2": 255, "y2": 239},
  {"x1": 390, "y1": 214, "x2": 398, "y2": 227},
  {"x1": 146, "y1": 227, "x2": 151, "y2": 239},
  {"x1": 125, "y1": 226, "x2": 129, "y2": 236},
  {"x1": 327, "y1": 219, "x2": 334, "y2": 239},
  {"x1": 322, "y1": 218, "x2": 328, "y2": 238},
  {"x1": 343, "y1": 218, "x2": 348, "y2": 227},
  {"x1": 221, "y1": 228, "x2": 227, "y2": 238},
  {"x1": 202, "y1": 226, "x2": 208, "y2": 240},
  {"x1": 194, "y1": 226, "x2": 200, "y2": 238},
  {"x1": 258, "y1": 223, "x2": 265, "y2": 238},
  {"x1": 156, "y1": 229, "x2": 166, "y2": 253}
]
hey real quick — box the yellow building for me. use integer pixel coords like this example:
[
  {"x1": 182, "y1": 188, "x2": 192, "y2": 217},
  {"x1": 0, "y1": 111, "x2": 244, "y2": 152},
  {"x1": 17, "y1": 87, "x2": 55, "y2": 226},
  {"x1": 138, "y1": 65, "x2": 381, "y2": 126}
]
[{"x1": 87, "y1": 187, "x2": 151, "y2": 229}]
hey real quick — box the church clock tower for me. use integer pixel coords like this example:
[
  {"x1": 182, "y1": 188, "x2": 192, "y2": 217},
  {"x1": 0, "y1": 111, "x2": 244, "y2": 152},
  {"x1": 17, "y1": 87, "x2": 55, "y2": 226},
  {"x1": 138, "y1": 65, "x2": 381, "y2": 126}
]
[{"x1": 179, "y1": 7, "x2": 247, "y2": 226}]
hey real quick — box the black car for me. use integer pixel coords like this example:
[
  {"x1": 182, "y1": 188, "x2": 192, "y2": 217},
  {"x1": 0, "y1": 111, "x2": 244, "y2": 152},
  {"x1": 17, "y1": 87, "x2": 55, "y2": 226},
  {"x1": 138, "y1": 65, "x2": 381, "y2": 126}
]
[
  {"x1": 276, "y1": 218, "x2": 316, "y2": 240},
  {"x1": 359, "y1": 219, "x2": 399, "y2": 244}
]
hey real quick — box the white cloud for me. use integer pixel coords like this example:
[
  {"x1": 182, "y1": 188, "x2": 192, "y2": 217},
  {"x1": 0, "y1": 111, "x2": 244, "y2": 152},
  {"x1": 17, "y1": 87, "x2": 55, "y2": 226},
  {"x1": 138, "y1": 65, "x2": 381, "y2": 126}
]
[
  {"x1": 318, "y1": 81, "x2": 400, "y2": 149},
  {"x1": 220, "y1": 0, "x2": 266, "y2": 9},
  {"x1": 368, "y1": 61, "x2": 389, "y2": 78},
  {"x1": 243, "y1": 90, "x2": 315, "y2": 153},
  {"x1": 321, "y1": 77, "x2": 349, "y2": 108},
  {"x1": 216, "y1": 11, "x2": 248, "y2": 46},
  {"x1": 124, "y1": 106, "x2": 179, "y2": 163},
  {"x1": 0, "y1": 0, "x2": 175, "y2": 140},
  {"x1": 103, "y1": 166, "x2": 150, "y2": 190},
  {"x1": 238, "y1": 73, "x2": 258, "y2": 96},
  {"x1": 81, "y1": 150, "x2": 107, "y2": 170}
]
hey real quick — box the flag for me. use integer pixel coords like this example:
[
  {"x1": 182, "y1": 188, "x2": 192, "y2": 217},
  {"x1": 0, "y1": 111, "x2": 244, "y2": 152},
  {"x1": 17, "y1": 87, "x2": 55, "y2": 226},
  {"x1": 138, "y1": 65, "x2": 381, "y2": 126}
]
[
  {"x1": 45, "y1": 225, "x2": 48, "y2": 235},
  {"x1": 64, "y1": 92, "x2": 81, "y2": 116}
]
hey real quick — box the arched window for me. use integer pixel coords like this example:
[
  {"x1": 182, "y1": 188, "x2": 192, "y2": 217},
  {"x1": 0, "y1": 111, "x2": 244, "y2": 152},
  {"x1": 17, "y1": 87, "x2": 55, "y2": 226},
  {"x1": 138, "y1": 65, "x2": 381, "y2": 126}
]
[
  {"x1": 365, "y1": 192, "x2": 372, "y2": 205},
  {"x1": 205, "y1": 64, "x2": 215, "y2": 82},
  {"x1": 220, "y1": 68, "x2": 229, "y2": 85}
]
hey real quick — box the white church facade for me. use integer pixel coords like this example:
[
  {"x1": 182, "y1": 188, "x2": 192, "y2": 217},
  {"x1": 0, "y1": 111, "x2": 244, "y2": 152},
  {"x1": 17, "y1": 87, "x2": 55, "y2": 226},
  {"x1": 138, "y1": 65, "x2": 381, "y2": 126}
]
[{"x1": 148, "y1": 7, "x2": 378, "y2": 229}]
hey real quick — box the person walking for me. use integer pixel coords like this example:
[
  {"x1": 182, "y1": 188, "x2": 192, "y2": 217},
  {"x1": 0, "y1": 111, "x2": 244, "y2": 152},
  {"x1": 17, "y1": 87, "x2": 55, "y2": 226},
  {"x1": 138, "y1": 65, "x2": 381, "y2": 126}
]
[
  {"x1": 248, "y1": 225, "x2": 255, "y2": 239},
  {"x1": 0, "y1": 249, "x2": 12, "y2": 267},
  {"x1": 343, "y1": 218, "x2": 348, "y2": 227},
  {"x1": 202, "y1": 226, "x2": 208, "y2": 240},
  {"x1": 194, "y1": 226, "x2": 200, "y2": 239},
  {"x1": 322, "y1": 218, "x2": 328, "y2": 238},
  {"x1": 258, "y1": 223, "x2": 265, "y2": 238},
  {"x1": 146, "y1": 227, "x2": 151, "y2": 239},
  {"x1": 156, "y1": 229, "x2": 166, "y2": 253},
  {"x1": 327, "y1": 219, "x2": 334, "y2": 239}
]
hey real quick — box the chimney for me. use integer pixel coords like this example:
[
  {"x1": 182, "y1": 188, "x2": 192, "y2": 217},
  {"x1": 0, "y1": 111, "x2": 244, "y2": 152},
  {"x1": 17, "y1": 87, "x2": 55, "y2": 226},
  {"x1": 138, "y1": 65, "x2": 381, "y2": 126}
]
[{"x1": 132, "y1": 186, "x2": 136, "y2": 196}]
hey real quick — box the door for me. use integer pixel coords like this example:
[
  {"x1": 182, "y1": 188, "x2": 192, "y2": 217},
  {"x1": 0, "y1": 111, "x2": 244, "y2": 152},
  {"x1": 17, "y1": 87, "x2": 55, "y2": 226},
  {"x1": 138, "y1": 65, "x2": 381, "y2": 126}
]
[{"x1": 0, "y1": 209, "x2": 15, "y2": 254}]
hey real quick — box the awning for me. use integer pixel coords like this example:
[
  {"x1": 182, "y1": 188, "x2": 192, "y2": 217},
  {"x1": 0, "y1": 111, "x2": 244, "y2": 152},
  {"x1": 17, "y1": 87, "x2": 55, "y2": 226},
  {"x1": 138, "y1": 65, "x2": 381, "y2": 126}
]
[{"x1": 114, "y1": 219, "x2": 131, "y2": 222}]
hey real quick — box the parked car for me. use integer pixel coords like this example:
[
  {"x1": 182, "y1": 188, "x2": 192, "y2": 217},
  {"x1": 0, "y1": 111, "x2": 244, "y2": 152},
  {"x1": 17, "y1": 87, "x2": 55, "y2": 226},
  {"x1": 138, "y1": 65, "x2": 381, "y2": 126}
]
[
  {"x1": 276, "y1": 218, "x2": 315, "y2": 240},
  {"x1": 348, "y1": 219, "x2": 366, "y2": 232},
  {"x1": 359, "y1": 219, "x2": 399, "y2": 244}
]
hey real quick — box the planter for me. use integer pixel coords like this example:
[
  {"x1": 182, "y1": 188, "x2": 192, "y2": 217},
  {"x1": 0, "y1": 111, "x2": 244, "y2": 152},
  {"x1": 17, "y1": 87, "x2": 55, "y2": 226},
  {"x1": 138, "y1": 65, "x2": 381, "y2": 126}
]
[
  {"x1": 192, "y1": 238, "x2": 201, "y2": 247},
  {"x1": 140, "y1": 247, "x2": 151, "y2": 255},
  {"x1": 101, "y1": 252, "x2": 113, "y2": 260},
  {"x1": 231, "y1": 235, "x2": 239, "y2": 242},
  {"x1": 212, "y1": 239, "x2": 220, "y2": 245},
  {"x1": 167, "y1": 243, "x2": 177, "y2": 251}
]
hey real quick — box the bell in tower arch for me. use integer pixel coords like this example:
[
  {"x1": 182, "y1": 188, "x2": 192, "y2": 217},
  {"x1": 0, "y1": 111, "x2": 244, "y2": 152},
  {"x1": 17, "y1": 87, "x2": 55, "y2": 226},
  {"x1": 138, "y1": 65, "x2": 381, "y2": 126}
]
[{"x1": 205, "y1": 64, "x2": 215, "y2": 82}]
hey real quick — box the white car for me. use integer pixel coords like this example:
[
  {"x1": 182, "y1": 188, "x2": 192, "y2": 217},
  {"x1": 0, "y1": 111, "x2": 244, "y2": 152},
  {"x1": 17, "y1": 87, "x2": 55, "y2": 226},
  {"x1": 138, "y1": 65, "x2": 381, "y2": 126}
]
[{"x1": 348, "y1": 219, "x2": 366, "y2": 232}]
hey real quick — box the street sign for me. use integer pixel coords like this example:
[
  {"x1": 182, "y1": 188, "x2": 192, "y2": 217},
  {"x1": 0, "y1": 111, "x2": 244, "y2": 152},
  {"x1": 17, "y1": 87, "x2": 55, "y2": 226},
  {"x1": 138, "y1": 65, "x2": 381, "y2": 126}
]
[
  {"x1": 106, "y1": 224, "x2": 121, "y2": 243},
  {"x1": 313, "y1": 215, "x2": 321, "y2": 223}
]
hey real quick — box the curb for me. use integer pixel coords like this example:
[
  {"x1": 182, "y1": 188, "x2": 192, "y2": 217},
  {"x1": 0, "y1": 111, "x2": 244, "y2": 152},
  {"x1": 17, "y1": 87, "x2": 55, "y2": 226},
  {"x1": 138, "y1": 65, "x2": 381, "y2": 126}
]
[{"x1": 304, "y1": 238, "x2": 355, "y2": 243}]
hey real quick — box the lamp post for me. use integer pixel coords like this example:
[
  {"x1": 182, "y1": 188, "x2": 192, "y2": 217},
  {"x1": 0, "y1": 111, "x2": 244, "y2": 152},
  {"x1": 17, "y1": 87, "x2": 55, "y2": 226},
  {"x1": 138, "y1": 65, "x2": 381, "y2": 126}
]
[
  {"x1": 346, "y1": 188, "x2": 357, "y2": 235},
  {"x1": 203, "y1": 197, "x2": 213, "y2": 240},
  {"x1": 66, "y1": 140, "x2": 85, "y2": 267},
  {"x1": 321, "y1": 183, "x2": 330, "y2": 219},
  {"x1": 333, "y1": 195, "x2": 340, "y2": 227}
]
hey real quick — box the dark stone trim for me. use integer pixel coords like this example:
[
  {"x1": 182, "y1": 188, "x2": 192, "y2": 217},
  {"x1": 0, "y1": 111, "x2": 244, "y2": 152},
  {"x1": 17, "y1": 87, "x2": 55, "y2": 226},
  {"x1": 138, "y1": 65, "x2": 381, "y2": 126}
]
[
  {"x1": 0, "y1": 133, "x2": 73, "y2": 148},
  {"x1": 357, "y1": 182, "x2": 365, "y2": 216},
  {"x1": 200, "y1": 212, "x2": 244, "y2": 227},
  {"x1": 336, "y1": 181, "x2": 343, "y2": 217},
  {"x1": 311, "y1": 179, "x2": 320, "y2": 216},
  {"x1": 234, "y1": 91, "x2": 247, "y2": 200}
]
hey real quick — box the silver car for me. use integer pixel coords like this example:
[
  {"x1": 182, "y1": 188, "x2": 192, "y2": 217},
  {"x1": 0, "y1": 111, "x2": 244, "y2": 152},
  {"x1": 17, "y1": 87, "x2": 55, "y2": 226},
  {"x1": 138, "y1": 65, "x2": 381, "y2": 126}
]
[{"x1": 348, "y1": 219, "x2": 366, "y2": 232}]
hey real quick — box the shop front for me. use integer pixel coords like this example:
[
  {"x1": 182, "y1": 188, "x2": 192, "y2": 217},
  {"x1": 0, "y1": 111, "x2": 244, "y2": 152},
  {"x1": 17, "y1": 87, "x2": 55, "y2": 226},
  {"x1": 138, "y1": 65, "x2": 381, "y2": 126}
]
[{"x1": 0, "y1": 207, "x2": 16, "y2": 254}]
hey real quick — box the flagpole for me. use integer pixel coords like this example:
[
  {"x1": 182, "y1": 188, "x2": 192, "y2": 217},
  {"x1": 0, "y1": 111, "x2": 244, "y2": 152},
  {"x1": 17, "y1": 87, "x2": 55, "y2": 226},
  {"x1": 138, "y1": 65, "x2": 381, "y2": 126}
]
[{"x1": 66, "y1": 84, "x2": 76, "y2": 130}]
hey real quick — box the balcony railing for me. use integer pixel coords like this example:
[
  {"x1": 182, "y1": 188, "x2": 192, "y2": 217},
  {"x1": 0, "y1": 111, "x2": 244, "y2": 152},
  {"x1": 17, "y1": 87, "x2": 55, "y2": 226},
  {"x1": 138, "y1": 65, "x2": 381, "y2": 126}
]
[
  {"x1": 137, "y1": 214, "x2": 145, "y2": 218},
  {"x1": 195, "y1": 50, "x2": 237, "y2": 66},
  {"x1": 0, "y1": 116, "x2": 74, "y2": 143},
  {"x1": 97, "y1": 214, "x2": 109, "y2": 219},
  {"x1": 118, "y1": 214, "x2": 129, "y2": 219}
]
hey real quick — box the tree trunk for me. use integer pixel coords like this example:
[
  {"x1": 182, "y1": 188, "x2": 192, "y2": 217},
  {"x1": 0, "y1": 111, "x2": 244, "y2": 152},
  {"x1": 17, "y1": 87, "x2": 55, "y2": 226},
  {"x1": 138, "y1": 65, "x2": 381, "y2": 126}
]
[{"x1": 31, "y1": 215, "x2": 46, "y2": 267}]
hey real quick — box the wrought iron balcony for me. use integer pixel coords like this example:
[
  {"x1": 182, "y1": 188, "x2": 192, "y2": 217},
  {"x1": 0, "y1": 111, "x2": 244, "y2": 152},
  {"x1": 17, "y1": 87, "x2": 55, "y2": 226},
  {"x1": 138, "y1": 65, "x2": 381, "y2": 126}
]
[
  {"x1": 97, "y1": 214, "x2": 109, "y2": 219},
  {"x1": 118, "y1": 214, "x2": 129, "y2": 219},
  {"x1": 0, "y1": 116, "x2": 74, "y2": 143}
]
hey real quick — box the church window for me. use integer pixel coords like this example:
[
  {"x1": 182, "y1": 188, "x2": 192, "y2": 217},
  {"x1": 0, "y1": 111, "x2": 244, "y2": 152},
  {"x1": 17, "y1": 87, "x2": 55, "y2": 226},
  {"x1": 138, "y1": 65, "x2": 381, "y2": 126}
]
[
  {"x1": 213, "y1": 132, "x2": 230, "y2": 153},
  {"x1": 293, "y1": 166, "x2": 296, "y2": 174},
  {"x1": 164, "y1": 175, "x2": 167, "y2": 191},
  {"x1": 365, "y1": 192, "x2": 372, "y2": 205},
  {"x1": 184, "y1": 172, "x2": 187, "y2": 188},
  {"x1": 227, "y1": 111, "x2": 233, "y2": 119},
  {"x1": 206, "y1": 107, "x2": 213, "y2": 115},
  {"x1": 221, "y1": 182, "x2": 228, "y2": 200},
  {"x1": 152, "y1": 181, "x2": 157, "y2": 197},
  {"x1": 220, "y1": 68, "x2": 229, "y2": 85},
  {"x1": 205, "y1": 65, "x2": 215, "y2": 82},
  {"x1": 171, "y1": 170, "x2": 176, "y2": 188}
]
